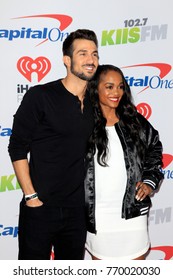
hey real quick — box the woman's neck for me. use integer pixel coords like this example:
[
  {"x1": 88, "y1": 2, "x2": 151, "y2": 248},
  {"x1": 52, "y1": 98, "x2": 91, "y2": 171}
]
[{"x1": 102, "y1": 108, "x2": 119, "y2": 126}]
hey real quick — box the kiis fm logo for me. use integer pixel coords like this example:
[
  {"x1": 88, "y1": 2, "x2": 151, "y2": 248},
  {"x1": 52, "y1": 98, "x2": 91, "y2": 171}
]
[
  {"x1": 0, "y1": 14, "x2": 72, "y2": 46},
  {"x1": 17, "y1": 56, "x2": 51, "y2": 82},
  {"x1": 101, "y1": 17, "x2": 167, "y2": 46},
  {"x1": 122, "y1": 63, "x2": 172, "y2": 93},
  {"x1": 0, "y1": 174, "x2": 20, "y2": 192}
]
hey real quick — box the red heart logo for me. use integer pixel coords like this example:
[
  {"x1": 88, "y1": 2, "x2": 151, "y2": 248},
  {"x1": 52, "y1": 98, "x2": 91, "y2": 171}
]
[{"x1": 17, "y1": 56, "x2": 51, "y2": 82}]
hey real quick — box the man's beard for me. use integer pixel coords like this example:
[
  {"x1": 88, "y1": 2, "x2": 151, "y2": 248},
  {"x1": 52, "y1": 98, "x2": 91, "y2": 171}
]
[{"x1": 70, "y1": 63, "x2": 95, "y2": 81}]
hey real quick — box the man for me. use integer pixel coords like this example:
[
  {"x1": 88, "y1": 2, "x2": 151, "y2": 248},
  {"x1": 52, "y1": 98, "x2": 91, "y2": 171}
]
[{"x1": 8, "y1": 29, "x2": 99, "y2": 260}]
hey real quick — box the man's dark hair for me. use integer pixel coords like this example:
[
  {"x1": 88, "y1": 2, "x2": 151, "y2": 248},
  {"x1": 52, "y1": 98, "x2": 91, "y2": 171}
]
[{"x1": 62, "y1": 29, "x2": 98, "y2": 57}]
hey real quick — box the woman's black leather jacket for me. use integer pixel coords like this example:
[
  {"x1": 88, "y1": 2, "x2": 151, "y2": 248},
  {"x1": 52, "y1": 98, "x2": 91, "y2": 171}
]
[{"x1": 84, "y1": 113, "x2": 164, "y2": 233}]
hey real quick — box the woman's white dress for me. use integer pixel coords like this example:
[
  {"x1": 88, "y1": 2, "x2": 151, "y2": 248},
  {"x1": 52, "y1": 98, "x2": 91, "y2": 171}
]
[{"x1": 85, "y1": 126, "x2": 150, "y2": 259}]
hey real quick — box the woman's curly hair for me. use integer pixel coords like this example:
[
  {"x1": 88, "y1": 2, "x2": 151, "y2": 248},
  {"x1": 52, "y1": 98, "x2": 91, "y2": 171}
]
[{"x1": 87, "y1": 64, "x2": 145, "y2": 166}]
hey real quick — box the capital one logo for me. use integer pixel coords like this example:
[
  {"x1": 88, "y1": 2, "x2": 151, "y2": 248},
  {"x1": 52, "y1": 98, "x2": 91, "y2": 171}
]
[
  {"x1": 11, "y1": 14, "x2": 73, "y2": 46},
  {"x1": 162, "y1": 154, "x2": 173, "y2": 169},
  {"x1": 136, "y1": 103, "x2": 152, "y2": 119},
  {"x1": 123, "y1": 63, "x2": 172, "y2": 94},
  {"x1": 161, "y1": 154, "x2": 173, "y2": 180},
  {"x1": 150, "y1": 246, "x2": 173, "y2": 260},
  {"x1": 17, "y1": 56, "x2": 51, "y2": 82}
]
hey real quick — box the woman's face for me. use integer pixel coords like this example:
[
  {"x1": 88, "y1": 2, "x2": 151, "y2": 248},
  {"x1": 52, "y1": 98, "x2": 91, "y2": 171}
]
[{"x1": 98, "y1": 70, "x2": 124, "y2": 111}]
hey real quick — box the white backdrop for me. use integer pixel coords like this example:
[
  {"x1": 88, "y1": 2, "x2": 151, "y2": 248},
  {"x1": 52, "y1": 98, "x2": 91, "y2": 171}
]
[{"x1": 0, "y1": 0, "x2": 173, "y2": 260}]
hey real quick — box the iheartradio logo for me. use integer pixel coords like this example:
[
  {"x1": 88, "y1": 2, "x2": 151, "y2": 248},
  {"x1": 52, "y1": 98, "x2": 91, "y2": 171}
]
[
  {"x1": 17, "y1": 56, "x2": 51, "y2": 82},
  {"x1": 136, "y1": 102, "x2": 152, "y2": 119}
]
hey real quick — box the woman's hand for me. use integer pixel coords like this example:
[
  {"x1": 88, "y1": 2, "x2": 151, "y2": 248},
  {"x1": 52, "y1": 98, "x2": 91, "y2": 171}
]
[{"x1": 135, "y1": 182, "x2": 153, "y2": 201}]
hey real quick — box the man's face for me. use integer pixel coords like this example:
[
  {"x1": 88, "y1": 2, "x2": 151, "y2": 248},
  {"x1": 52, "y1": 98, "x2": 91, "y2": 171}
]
[{"x1": 70, "y1": 39, "x2": 99, "y2": 81}]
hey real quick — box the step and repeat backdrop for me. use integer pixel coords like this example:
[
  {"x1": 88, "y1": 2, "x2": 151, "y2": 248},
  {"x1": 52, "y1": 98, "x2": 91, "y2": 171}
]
[{"x1": 0, "y1": 0, "x2": 173, "y2": 260}]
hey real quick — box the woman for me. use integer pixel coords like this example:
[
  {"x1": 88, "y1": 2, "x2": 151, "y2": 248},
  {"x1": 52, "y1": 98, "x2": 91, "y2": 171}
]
[{"x1": 85, "y1": 64, "x2": 164, "y2": 260}]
